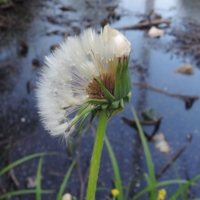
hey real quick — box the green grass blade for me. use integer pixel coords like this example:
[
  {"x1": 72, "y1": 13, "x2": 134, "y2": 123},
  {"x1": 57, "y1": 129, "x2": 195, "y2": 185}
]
[
  {"x1": 0, "y1": 152, "x2": 54, "y2": 176},
  {"x1": 172, "y1": 163, "x2": 185, "y2": 200},
  {"x1": 169, "y1": 175, "x2": 200, "y2": 200},
  {"x1": 144, "y1": 173, "x2": 150, "y2": 186},
  {"x1": 132, "y1": 179, "x2": 189, "y2": 200},
  {"x1": 105, "y1": 136, "x2": 124, "y2": 200},
  {"x1": 56, "y1": 159, "x2": 76, "y2": 200},
  {"x1": 124, "y1": 174, "x2": 143, "y2": 200},
  {"x1": 36, "y1": 157, "x2": 43, "y2": 200},
  {"x1": 131, "y1": 106, "x2": 156, "y2": 199},
  {"x1": 96, "y1": 187, "x2": 111, "y2": 192},
  {"x1": 0, "y1": 189, "x2": 54, "y2": 199}
]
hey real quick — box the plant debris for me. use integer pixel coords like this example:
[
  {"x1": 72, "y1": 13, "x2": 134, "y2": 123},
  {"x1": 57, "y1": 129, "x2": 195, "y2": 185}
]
[
  {"x1": 175, "y1": 64, "x2": 194, "y2": 75},
  {"x1": 60, "y1": 6, "x2": 76, "y2": 12},
  {"x1": 118, "y1": 19, "x2": 171, "y2": 30},
  {"x1": 148, "y1": 26, "x2": 164, "y2": 37},
  {"x1": 156, "y1": 134, "x2": 192, "y2": 179},
  {"x1": 133, "y1": 82, "x2": 199, "y2": 109},
  {"x1": 152, "y1": 133, "x2": 171, "y2": 154},
  {"x1": 17, "y1": 40, "x2": 28, "y2": 56},
  {"x1": 122, "y1": 115, "x2": 163, "y2": 141},
  {"x1": 171, "y1": 20, "x2": 200, "y2": 67}
]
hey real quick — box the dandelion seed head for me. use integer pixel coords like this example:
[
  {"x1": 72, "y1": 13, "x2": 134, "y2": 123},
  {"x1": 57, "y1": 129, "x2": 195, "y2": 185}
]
[{"x1": 36, "y1": 24, "x2": 131, "y2": 139}]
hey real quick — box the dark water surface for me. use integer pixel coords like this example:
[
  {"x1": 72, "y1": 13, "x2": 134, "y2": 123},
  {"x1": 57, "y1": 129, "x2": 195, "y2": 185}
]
[{"x1": 0, "y1": 0, "x2": 200, "y2": 199}]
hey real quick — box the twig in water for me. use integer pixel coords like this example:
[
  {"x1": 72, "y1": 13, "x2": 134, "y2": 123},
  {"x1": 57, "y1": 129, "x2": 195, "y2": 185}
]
[
  {"x1": 117, "y1": 19, "x2": 171, "y2": 30},
  {"x1": 122, "y1": 116, "x2": 163, "y2": 141},
  {"x1": 8, "y1": 169, "x2": 20, "y2": 187},
  {"x1": 156, "y1": 134, "x2": 192, "y2": 179},
  {"x1": 133, "y1": 82, "x2": 199, "y2": 109}
]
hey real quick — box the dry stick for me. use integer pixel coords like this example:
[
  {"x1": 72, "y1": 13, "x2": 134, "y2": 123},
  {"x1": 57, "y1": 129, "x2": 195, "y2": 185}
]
[
  {"x1": 117, "y1": 19, "x2": 171, "y2": 30},
  {"x1": 133, "y1": 82, "x2": 199, "y2": 109},
  {"x1": 156, "y1": 135, "x2": 192, "y2": 179},
  {"x1": 122, "y1": 116, "x2": 163, "y2": 141},
  {"x1": 0, "y1": 180, "x2": 6, "y2": 193},
  {"x1": 8, "y1": 139, "x2": 20, "y2": 189},
  {"x1": 8, "y1": 169, "x2": 20, "y2": 187},
  {"x1": 48, "y1": 171, "x2": 65, "y2": 177}
]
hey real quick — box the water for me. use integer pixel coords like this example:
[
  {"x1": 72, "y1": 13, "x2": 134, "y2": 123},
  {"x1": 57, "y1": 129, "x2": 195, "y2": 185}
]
[{"x1": 0, "y1": 0, "x2": 200, "y2": 199}]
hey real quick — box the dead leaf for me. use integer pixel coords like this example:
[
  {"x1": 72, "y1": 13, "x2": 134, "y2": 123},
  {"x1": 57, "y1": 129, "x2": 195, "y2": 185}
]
[
  {"x1": 148, "y1": 26, "x2": 164, "y2": 37},
  {"x1": 60, "y1": 6, "x2": 76, "y2": 12},
  {"x1": 26, "y1": 176, "x2": 37, "y2": 188},
  {"x1": 175, "y1": 64, "x2": 194, "y2": 75},
  {"x1": 152, "y1": 133, "x2": 171, "y2": 154},
  {"x1": 50, "y1": 43, "x2": 60, "y2": 51}
]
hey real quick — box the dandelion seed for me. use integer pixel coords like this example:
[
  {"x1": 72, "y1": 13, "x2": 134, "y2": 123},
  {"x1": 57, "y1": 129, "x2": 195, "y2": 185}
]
[{"x1": 36, "y1": 24, "x2": 131, "y2": 140}]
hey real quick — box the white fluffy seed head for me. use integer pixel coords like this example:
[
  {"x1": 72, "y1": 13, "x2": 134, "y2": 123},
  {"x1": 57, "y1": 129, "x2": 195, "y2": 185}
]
[{"x1": 36, "y1": 24, "x2": 131, "y2": 140}]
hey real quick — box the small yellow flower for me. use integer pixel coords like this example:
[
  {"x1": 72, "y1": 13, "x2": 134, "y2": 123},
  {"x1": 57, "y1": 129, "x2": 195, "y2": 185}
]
[
  {"x1": 158, "y1": 189, "x2": 167, "y2": 200},
  {"x1": 111, "y1": 189, "x2": 119, "y2": 196}
]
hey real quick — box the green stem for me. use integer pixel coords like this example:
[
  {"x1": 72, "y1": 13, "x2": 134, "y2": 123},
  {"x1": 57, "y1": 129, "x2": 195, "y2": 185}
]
[{"x1": 86, "y1": 109, "x2": 107, "y2": 200}]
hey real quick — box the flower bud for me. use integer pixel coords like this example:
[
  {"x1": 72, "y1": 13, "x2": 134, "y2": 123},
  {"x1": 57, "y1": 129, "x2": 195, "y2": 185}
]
[{"x1": 102, "y1": 24, "x2": 131, "y2": 58}]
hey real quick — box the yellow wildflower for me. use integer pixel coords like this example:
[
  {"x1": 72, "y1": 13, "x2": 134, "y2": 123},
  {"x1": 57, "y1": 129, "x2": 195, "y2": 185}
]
[
  {"x1": 158, "y1": 189, "x2": 167, "y2": 200},
  {"x1": 111, "y1": 189, "x2": 119, "y2": 196}
]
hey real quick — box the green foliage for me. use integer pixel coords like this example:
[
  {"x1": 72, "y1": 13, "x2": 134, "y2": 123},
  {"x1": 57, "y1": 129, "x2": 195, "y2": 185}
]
[
  {"x1": 36, "y1": 157, "x2": 43, "y2": 200},
  {"x1": 0, "y1": 153, "x2": 55, "y2": 199},
  {"x1": 0, "y1": 152, "x2": 55, "y2": 176},
  {"x1": 105, "y1": 136, "x2": 124, "y2": 200},
  {"x1": 169, "y1": 174, "x2": 200, "y2": 200},
  {"x1": 131, "y1": 106, "x2": 157, "y2": 199},
  {"x1": 0, "y1": 0, "x2": 8, "y2": 4},
  {"x1": 0, "y1": 189, "x2": 54, "y2": 199},
  {"x1": 56, "y1": 159, "x2": 76, "y2": 200}
]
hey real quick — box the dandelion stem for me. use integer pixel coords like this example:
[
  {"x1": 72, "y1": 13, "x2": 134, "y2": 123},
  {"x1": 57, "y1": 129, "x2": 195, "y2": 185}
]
[{"x1": 86, "y1": 109, "x2": 107, "y2": 200}]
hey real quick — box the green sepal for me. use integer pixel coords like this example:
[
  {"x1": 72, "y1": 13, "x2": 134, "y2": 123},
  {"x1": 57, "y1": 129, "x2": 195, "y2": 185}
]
[
  {"x1": 107, "y1": 99, "x2": 124, "y2": 121},
  {"x1": 111, "y1": 100, "x2": 120, "y2": 109},
  {"x1": 123, "y1": 92, "x2": 131, "y2": 103},
  {"x1": 114, "y1": 57, "x2": 131, "y2": 100},
  {"x1": 72, "y1": 105, "x2": 101, "y2": 127},
  {"x1": 90, "y1": 110, "x2": 97, "y2": 125},
  {"x1": 86, "y1": 99, "x2": 108, "y2": 105},
  {"x1": 102, "y1": 104, "x2": 108, "y2": 110},
  {"x1": 76, "y1": 103, "x2": 90, "y2": 116},
  {"x1": 94, "y1": 78, "x2": 115, "y2": 102},
  {"x1": 74, "y1": 113, "x2": 90, "y2": 137}
]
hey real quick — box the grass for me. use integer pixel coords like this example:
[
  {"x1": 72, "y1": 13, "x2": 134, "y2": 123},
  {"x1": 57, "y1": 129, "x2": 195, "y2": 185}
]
[
  {"x1": 36, "y1": 157, "x2": 43, "y2": 200},
  {"x1": 131, "y1": 106, "x2": 157, "y2": 199},
  {"x1": 102, "y1": 106, "x2": 200, "y2": 200},
  {"x1": 0, "y1": 152, "x2": 75, "y2": 200},
  {"x1": 0, "y1": 108, "x2": 200, "y2": 199},
  {"x1": 105, "y1": 136, "x2": 124, "y2": 200},
  {"x1": 0, "y1": 152, "x2": 55, "y2": 176},
  {"x1": 56, "y1": 159, "x2": 76, "y2": 200}
]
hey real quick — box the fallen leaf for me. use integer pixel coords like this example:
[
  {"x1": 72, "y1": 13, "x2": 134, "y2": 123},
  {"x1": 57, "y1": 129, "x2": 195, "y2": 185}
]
[
  {"x1": 26, "y1": 176, "x2": 37, "y2": 188},
  {"x1": 175, "y1": 64, "x2": 194, "y2": 75},
  {"x1": 152, "y1": 133, "x2": 171, "y2": 154},
  {"x1": 50, "y1": 43, "x2": 60, "y2": 51},
  {"x1": 148, "y1": 26, "x2": 164, "y2": 37},
  {"x1": 141, "y1": 108, "x2": 157, "y2": 121},
  {"x1": 60, "y1": 6, "x2": 76, "y2": 12}
]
